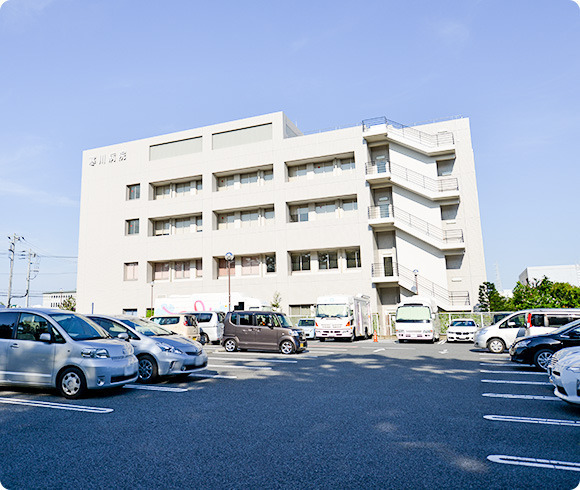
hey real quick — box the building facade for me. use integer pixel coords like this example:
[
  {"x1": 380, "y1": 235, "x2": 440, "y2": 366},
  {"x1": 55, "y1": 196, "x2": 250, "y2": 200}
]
[
  {"x1": 519, "y1": 264, "x2": 580, "y2": 287},
  {"x1": 77, "y1": 112, "x2": 486, "y2": 327},
  {"x1": 42, "y1": 290, "x2": 77, "y2": 309}
]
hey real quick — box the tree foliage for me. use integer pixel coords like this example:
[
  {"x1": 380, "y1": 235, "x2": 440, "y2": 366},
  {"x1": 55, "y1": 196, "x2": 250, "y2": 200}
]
[
  {"x1": 270, "y1": 291, "x2": 282, "y2": 312},
  {"x1": 59, "y1": 296, "x2": 76, "y2": 312},
  {"x1": 478, "y1": 282, "x2": 510, "y2": 311}
]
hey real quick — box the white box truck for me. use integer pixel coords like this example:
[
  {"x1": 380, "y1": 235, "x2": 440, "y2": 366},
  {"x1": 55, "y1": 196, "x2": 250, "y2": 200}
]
[
  {"x1": 315, "y1": 294, "x2": 371, "y2": 342},
  {"x1": 394, "y1": 295, "x2": 441, "y2": 343}
]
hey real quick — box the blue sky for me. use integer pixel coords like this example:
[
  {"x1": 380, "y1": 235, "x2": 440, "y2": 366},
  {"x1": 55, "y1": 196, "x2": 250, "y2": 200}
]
[{"x1": 0, "y1": 0, "x2": 579, "y2": 304}]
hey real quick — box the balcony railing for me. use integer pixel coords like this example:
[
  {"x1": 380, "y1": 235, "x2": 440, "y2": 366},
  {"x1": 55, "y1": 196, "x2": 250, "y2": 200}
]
[
  {"x1": 367, "y1": 205, "x2": 464, "y2": 244},
  {"x1": 362, "y1": 117, "x2": 454, "y2": 148},
  {"x1": 365, "y1": 160, "x2": 458, "y2": 193}
]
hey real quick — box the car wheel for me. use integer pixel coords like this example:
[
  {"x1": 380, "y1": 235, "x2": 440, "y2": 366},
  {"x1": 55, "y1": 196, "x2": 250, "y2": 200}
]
[
  {"x1": 487, "y1": 338, "x2": 506, "y2": 354},
  {"x1": 319, "y1": 337, "x2": 325, "y2": 342},
  {"x1": 280, "y1": 340, "x2": 295, "y2": 355},
  {"x1": 138, "y1": 355, "x2": 158, "y2": 383},
  {"x1": 534, "y1": 349, "x2": 553, "y2": 371},
  {"x1": 224, "y1": 338, "x2": 238, "y2": 352},
  {"x1": 200, "y1": 333, "x2": 210, "y2": 345},
  {"x1": 349, "y1": 331, "x2": 355, "y2": 342},
  {"x1": 57, "y1": 367, "x2": 86, "y2": 399}
]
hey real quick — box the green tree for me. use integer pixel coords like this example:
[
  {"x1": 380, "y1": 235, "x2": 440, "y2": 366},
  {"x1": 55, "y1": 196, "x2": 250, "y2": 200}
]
[
  {"x1": 59, "y1": 296, "x2": 76, "y2": 312},
  {"x1": 510, "y1": 277, "x2": 580, "y2": 309},
  {"x1": 270, "y1": 291, "x2": 282, "y2": 311},
  {"x1": 478, "y1": 282, "x2": 511, "y2": 311}
]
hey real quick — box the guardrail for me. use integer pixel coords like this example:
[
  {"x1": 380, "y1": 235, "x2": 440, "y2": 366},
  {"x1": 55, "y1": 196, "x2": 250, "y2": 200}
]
[
  {"x1": 365, "y1": 160, "x2": 458, "y2": 193},
  {"x1": 362, "y1": 117, "x2": 454, "y2": 148}
]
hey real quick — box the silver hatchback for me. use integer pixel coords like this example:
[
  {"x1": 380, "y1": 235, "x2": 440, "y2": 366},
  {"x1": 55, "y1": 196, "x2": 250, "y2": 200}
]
[
  {"x1": 0, "y1": 308, "x2": 138, "y2": 399},
  {"x1": 88, "y1": 314, "x2": 208, "y2": 383}
]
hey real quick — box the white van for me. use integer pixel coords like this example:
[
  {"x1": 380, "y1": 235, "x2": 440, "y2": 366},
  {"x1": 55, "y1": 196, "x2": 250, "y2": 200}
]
[
  {"x1": 474, "y1": 308, "x2": 580, "y2": 353},
  {"x1": 185, "y1": 311, "x2": 225, "y2": 344}
]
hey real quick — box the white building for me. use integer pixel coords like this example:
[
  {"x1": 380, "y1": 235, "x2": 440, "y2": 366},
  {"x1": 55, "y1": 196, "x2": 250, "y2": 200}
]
[
  {"x1": 42, "y1": 290, "x2": 77, "y2": 309},
  {"x1": 519, "y1": 265, "x2": 580, "y2": 287},
  {"x1": 76, "y1": 112, "x2": 486, "y2": 328}
]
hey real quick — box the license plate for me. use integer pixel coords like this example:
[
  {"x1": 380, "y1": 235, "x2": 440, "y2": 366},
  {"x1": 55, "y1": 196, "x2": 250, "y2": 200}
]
[{"x1": 300, "y1": 343, "x2": 304, "y2": 348}]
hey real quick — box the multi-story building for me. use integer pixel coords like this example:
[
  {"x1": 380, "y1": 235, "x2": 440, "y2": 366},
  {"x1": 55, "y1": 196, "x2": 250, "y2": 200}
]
[
  {"x1": 519, "y1": 264, "x2": 580, "y2": 287},
  {"x1": 77, "y1": 112, "x2": 486, "y2": 328}
]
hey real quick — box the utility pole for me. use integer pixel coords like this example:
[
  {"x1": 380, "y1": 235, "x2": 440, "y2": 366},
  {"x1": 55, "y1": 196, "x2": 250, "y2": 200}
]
[
  {"x1": 25, "y1": 249, "x2": 36, "y2": 307},
  {"x1": 7, "y1": 234, "x2": 22, "y2": 307}
]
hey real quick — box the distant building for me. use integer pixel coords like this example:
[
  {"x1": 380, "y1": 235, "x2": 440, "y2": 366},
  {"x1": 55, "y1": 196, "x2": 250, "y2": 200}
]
[
  {"x1": 519, "y1": 265, "x2": 580, "y2": 287},
  {"x1": 77, "y1": 112, "x2": 486, "y2": 330},
  {"x1": 42, "y1": 290, "x2": 77, "y2": 309}
]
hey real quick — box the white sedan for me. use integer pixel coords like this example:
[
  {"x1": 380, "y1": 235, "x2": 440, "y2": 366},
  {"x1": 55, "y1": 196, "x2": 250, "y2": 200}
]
[
  {"x1": 549, "y1": 348, "x2": 580, "y2": 405},
  {"x1": 446, "y1": 318, "x2": 478, "y2": 342}
]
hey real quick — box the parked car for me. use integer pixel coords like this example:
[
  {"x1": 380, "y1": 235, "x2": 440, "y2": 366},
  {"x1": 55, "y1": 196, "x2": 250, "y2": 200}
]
[
  {"x1": 149, "y1": 314, "x2": 199, "y2": 340},
  {"x1": 297, "y1": 318, "x2": 315, "y2": 339},
  {"x1": 446, "y1": 318, "x2": 478, "y2": 342},
  {"x1": 547, "y1": 346, "x2": 580, "y2": 376},
  {"x1": 222, "y1": 310, "x2": 307, "y2": 354},
  {"x1": 509, "y1": 320, "x2": 580, "y2": 370},
  {"x1": 474, "y1": 309, "x2": 580, "y2": 353},
  {"x1": 0, "y1": 308, "x2": 138, "y2": 398},
  {"x1": 88, "y1": 314, "x2": 208, "y2": 383},
  {"x1": 183, "y1": 311, "x2": 224, "y2": 345},
  {"x1": 548, "y1": 348, "x2": 580, "y2": 405}
]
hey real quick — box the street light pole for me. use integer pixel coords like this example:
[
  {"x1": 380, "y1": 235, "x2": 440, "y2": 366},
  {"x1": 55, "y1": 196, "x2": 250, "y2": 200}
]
[
  {"x1": 225, "y1": 252, "x2": 234, "y2": 311},
  {"x1": 413, "y1": 269, "x2": 419, "y2": 295}
]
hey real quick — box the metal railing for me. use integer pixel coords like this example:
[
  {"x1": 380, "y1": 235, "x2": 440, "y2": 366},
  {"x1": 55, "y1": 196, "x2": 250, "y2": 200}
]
[
  {"x1": 362, "y1": 117, "x2": 454, "y2": 148},
  {"x1": 367, "y1": 205, "x2": 464, "y2": 244},
  {"x1": 365, "y1": 160, "x2": 458, "y2": 192},
  {"x1": 372, "y1": 261, "x2": 470, "y2": 307}
]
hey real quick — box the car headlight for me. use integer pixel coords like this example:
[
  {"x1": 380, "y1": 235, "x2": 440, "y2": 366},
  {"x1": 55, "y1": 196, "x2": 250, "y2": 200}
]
[
  {"x1": 81, "y1": 348, "x2": 110, "y2": 359},
  {"x1": 566, "y1": 366, "x2": 580, "y2": 373},
  {"x1": 291, "y1": 330, "x2": 300, "y2": 336},
  {"x1": 516, "y1": 340, "x2": 531, "y2": 348},
  {"x1": 156, "y1": 342, "x2": 183, "y2": 354}
]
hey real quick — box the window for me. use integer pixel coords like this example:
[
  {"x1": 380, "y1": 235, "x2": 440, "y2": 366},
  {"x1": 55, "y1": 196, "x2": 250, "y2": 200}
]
[
  {"x1": 194, "y1": 259, "x2": 202, "y2": 278},
  {"x1": 155, "y1": 184, "x2": 171, "y2": 200},
  {"x1": 314, "y1": 161, "x2": 333, "y2": 176},
  {"x1": 175, "y1": 217, "x2": 191, "y2": 234},
  {"x1": 318, "y1": 251, "x2": 338, "y2": 270},
  {"x1": 195, "y1": 179, "x2": 202, "y2": 192},
  {"x1": 126, "y1": 219, "x2": 139, "y2": 235},
  {"x1": 217, "y1": 212, "x2": 236, "y2": 230},
  {"x1": 264, "y1": 208, "x2": 275, "y2": 224},
  {"x1": 340, "y1": 159, "x2": 355, "y2": 172},
  {"x1": 263, "y1": 169, "x2": 273, "y2": 182},
  {"x1": 437, "y1": 158, "x2": 455, "y2": 176},
  {"x1": 175, "y1": 181, "x2": 191, "y2": 196},
  {"x1": 547, "y1": 315, "x2": 577, "y2": 327},
  {"x1": 154, "y1": 219, "x2": 171, "y2": 236},
  {"x1": 217, "y1": 175, "x2": 235, "y2": 192},
  {"x1": 290, "y1": 305, "x2": 313, "y2": 317},
  {"x1": 315, "y1": 202, "x2": 336, "y2": 220},
  {"x1": 445, "y1": 255, "x2": 463, "y2": 270},
  {"x1": 291, "y1": 253, "x2": 311, "y2": 272},
  {"x1": 16, "y1": 314, "x2": 50, "y2": 341},
  {"x1": 288, "y1": 164, "x2": 307, "y2": 181},
  {"x1": 127, "y1": 184, "x2": 140, "y2": 200},
  {"x1": 342, "y1": 199, "x2": 358, "y2": 214},
  {"x1": 441, "y1": 204, "x2": 459, "y2": 221},
  {"x1": 290, "y1": 205, "x2": 309, "y2": 222},
  {"x1": 124, "y1": 262, "x2": 138, "y2": 281},
  {"x1": 195, "y1": 216, "x2": 203, "y2": 232},
  {"x1": 242, "y1": 256, "x2": 260, "y2": 276},
  {"x1": 233, "y1": 313, "x2": 253, "y2": 326},
  {"x1": 346, "y1": 249, "x2": 361, "y2": 269},
  {"x1": 241, "y1": 172, "x2": 258, "y2": 187},
  {"x1": 123, "y1": 309, "x2": 138, "y2": 316},
  {"x1": 266, "y1": 254, "x2": 276, "y2": 273},
  {"x1": 241, "y1": 210, "x2": 259, "y2": 228},
  {"x1": 175, "y1": 261, "x2": 190, "y2": 279},
  {"x1": 0, "y1": 312, "x2": 18, "y2": 339},
  {"x1": 218, "y1": 258, "x2": 234, "y2": 278},
  {"x1": 153, "y1": 262, "x2": 170, "y2": 280}
]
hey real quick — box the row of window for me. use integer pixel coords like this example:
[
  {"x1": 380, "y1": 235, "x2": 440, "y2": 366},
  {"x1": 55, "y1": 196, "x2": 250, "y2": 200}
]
[{"x1": 123, "y1": 248, "x2": 362, "y2": 282}]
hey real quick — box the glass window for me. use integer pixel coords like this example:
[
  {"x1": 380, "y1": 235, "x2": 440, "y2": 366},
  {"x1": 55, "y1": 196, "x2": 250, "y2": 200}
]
[
  {"x1": 241, "y1": 210, "x2": 259, "y2": 228},
  {"x1": 175, "y1": 217, "x2": 191, "y2": 234},
  {"x1": 154, "y1": 220, "x2": 171, "y2": 236},
  {"x1": 124, "y1": 262, "x2": 138, "y2": 281},
  {"x1": 441, "y1": 204, "x2": 459, "y2": 221},
  {"x1": 218, "y1": 258, "x2": 234, "y2": 278},
  {"x1": 175, "y1": 261, "x2": 190, "y2": 279},
  {"x1": 0, "y1": 311, "x2": 18, "y2": 339},
  {"x1": 315, "y1": 202, "x2": 336, "y2": 219},
  {"x1": 127, "y1": 184, "x2": 140, "y2": 200},
  {"x1": 51, "y1": 313, "x2": 109, "y2": 340},
  {"x1": 241, "y1": 172, "x2": 258, "y2": 187},
  {"x1": 343, "y1": 199, "x2": 358, "y2": 213},
  {"x1": 530, "y1": 314, "x2": 544, "y2": 327},
  {"x1": 264, "y1": 208, "x2": 275, "y2": 223},
  {"x1": 242, "y1": 256, "x2": 260, "y2": 276},
  {"x1": 155, "y1": 184, "x2": 171, "y2": 200},
  {"x1": 266, "y1": 254, "x2": 276, "y2": 273},
  {"x1": 291, "y1": 252, "x2": 311, "y2": 272},
  {"x1": 290, "y1": 206, "x2": 309, "y2": 223},
  {"x1": 319, "y1": 251, "x2": 338, "y2": 270},
  {"x1": 314, "y1": 161, "x2": 333, "y2": 175},
  {"x1": 263, "y1": 169, "x2": 273, "y2": 182},
  {"x1": 195, "y1": 259, "x2": 202, "y2": 277},
  {"x1": 340, "y1": 159, "x2": 355, "y2": 171},
  {"x1": 175, "y1": 181, "x2": 191, "y2": 196},
  {"x1": 500, "y1": 313, "x2": 526, "y2": 329},
  {"x1": 195, "y1": 216, "x2": 203, "y2": 232},
  {"x1": 195, "y1": 179, "x2": 203, "y2": 191},
  {"x1": 217, "y1": 175, "x2": 235, "y2": 191},
  {"x1": 126, "y1": 219, "x2": 139, "y2": 235},
  {"x1": 288, "y1": 164, "x2": 307, "y2": 181},
  {"x1": 218, "y1": 213, "x2": 235, "y2": 230},
  {"x1": 346, "y1": 249, "x2": 361, "y2": 269},
  {"x1": 547, "y1": 315, "x2": 577, "y2": 327},
  {"x1": 153, "y1": 262, "x2": 170, "y2": 280},
  {"x1": 237, "y1": 313, "x2": 253, "y2": 326}
]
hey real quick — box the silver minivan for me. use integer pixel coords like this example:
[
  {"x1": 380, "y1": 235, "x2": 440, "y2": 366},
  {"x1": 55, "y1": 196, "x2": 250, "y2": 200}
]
[
  {"x1": 185, "y1": 311, "x2": 225, "y2": 345},
  {"x1": 88, "y1": 314, "x2": 208, "y2": 383},
  {"x1": 0, "y1": 308, "x2": 138, "y2": 398}
]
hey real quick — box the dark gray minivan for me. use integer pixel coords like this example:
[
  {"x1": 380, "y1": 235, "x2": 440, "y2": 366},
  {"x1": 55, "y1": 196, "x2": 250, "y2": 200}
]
[{"x1": 222, "y1": 311, "x2": 307, "y2": 354}]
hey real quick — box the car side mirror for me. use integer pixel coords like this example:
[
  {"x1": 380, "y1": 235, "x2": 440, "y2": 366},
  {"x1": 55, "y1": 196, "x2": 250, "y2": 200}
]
[
  {"x1": 39, "y1": 332, "x2": 51, "y2": 342},
  {"x1": 507, "y1": 321, "x2": 515, "y2": 327},
  {"x1": 117, "y1": 332, "x2": 129, "y2": 341}
]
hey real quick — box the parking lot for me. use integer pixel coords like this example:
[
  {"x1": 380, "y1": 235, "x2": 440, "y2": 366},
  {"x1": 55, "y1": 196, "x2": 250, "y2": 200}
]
[{"x1": 0, "y1": 339, "x2": 578, "y2": 489}]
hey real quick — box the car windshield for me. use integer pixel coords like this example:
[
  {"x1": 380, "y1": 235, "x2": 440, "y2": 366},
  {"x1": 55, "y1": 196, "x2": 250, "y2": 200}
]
[
  {"x1": 119, "y1": 317, "x2": 173, "y2": 336},
  {"x1": 551, "y1": 319, "x2": 580, "y2": 335},
  {"x1": 193, "y1": 313, "x2": 212, "y2": 323},
  {"x1": 51, "y1": 313, "x2": 110, "y2": 340},
  {"x1": 396, "y1": 306, "x2": 431, "y2": 323},
  {"x1": 275, "y1": 314, "x2": 293, "y2": 328},
  {"x1": 151, "y1": 317, "x2": 179, "y2": 326},
  {"x1": 452, "y1": 320, "x2": 475, "y2": 326},
  {"x1": 316, "y1": 305, "x2": 348, "y2": 318},
  {"x1": 299, "y1": 319, "x2": 315, "y2": 326}
]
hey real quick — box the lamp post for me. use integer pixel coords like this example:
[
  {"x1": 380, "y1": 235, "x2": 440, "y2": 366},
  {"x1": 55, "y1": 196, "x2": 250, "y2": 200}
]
[
  {"x1": 413, "y1": 269, "x2": 419, "y2": 295},
  {"x1": 225, "y1": 252, "x2": 235, "y2": 311},
  {"x1": 150, "y1": 281, "x2": 154, "y2": 317}
]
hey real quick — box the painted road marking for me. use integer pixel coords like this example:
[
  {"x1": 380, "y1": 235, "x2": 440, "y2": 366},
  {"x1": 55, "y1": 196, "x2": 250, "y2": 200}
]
[
  {"x1": 487, "y1": 455, "x2": 580, "y2": 472},
  {"x1": 439, "y1": 349, "x2": 448, "y2": 354},
  {"x1": 208, "y1": 364, "x2": 272, "y2": 370},
  {"x1": 209, "y1": 357, "x2": 297, "y2": 364},
  {"x1": 437, "y1": 339, "x2": 446, "y2": 345},
  {"x1": 189, "y1": 373, "x2": 238, "y2": 379},
  {"x1": 373, "y1": 348, "x2": 385, "y2": 353},
  {"x1": 0, "y1": 397, "x2": 113, "y2": 413},
  {"x1": 481, "y1": 379, "x2": 551, "y2": 386},
  {"x1": 484, "y1": 415, "x2": 580, "y2": 427},
  {"x1": 482, "y1": 393, "x2": 560, "y2": 401},
  {"x1": 480, "y1": 370, "x2": 547, "y2": 375},
  {"x1": 480, "y1": 362, "x2": 534, "y2": 367},
  {"x1": 124, "y1": 385, "x2": 189, "y2": 392}
]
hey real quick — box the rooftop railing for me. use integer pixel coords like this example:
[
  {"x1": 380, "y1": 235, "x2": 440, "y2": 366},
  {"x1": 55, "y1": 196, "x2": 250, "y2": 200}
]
[{"x1": 362, "y1": 117, "x2": 455, "y2": 148}]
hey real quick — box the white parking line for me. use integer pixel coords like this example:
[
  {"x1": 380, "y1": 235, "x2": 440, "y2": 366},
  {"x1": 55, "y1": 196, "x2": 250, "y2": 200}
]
[
  {"x1": 373, "y1": 348, "x2": 385, "y2": 353},
  {"x1": 481, "y1": 379, "x2": 552, "y2": 386},
  {"x1": 208, "y1": 364, "x2": 272, "y2": 370},
  {"x1": 482, "y1": 393, "x2": 560, "y2": 401},
  {"x1": 480, "y1": 362, "x2": 534, "y2": 367},
  {"x1": 480, "y1": 370, "x2": 547, "y2": 375},
  {"x1": 437, "y1": 339, "x2": 446, "y2": 345},
  {"x1": 484, "y1": 415, "x2": 580, "y2": 427},
  {"x1": 209, "y1": 357, "x2": 298, "y2": 364},
  {"x1": 0, "y1": 397, "x2": 113, "y2": 413},
  {"x1": 189, "y1": 373, "x2": 238, "y2": 379},
  {"x1": 124, "y1": 385, "x2": 189, "y2": 392},
  {"x1": 487, "y1": 455, "x2": 580, "y2": 472}
]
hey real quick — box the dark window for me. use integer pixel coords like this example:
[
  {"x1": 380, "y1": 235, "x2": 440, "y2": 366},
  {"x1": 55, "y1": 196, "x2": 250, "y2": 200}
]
[
  {"x1": 194, "y1": 313, "x2": 213, "y2": 323},
  {"x1": 16, "y1": 314, "x2": 50, "y2": 341},
  {"x1": 236, "y1": 313, "x2": 253, "y2": 326},
  {"x1": 0, "y1": 312, "x2": 18, "y2": 339},
  {"x1": 530, "y1": 314, "x2": 544, "y2": 327},
  {"x1": 547, "y1": 315, "x2": 576, "y2": 327}
]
